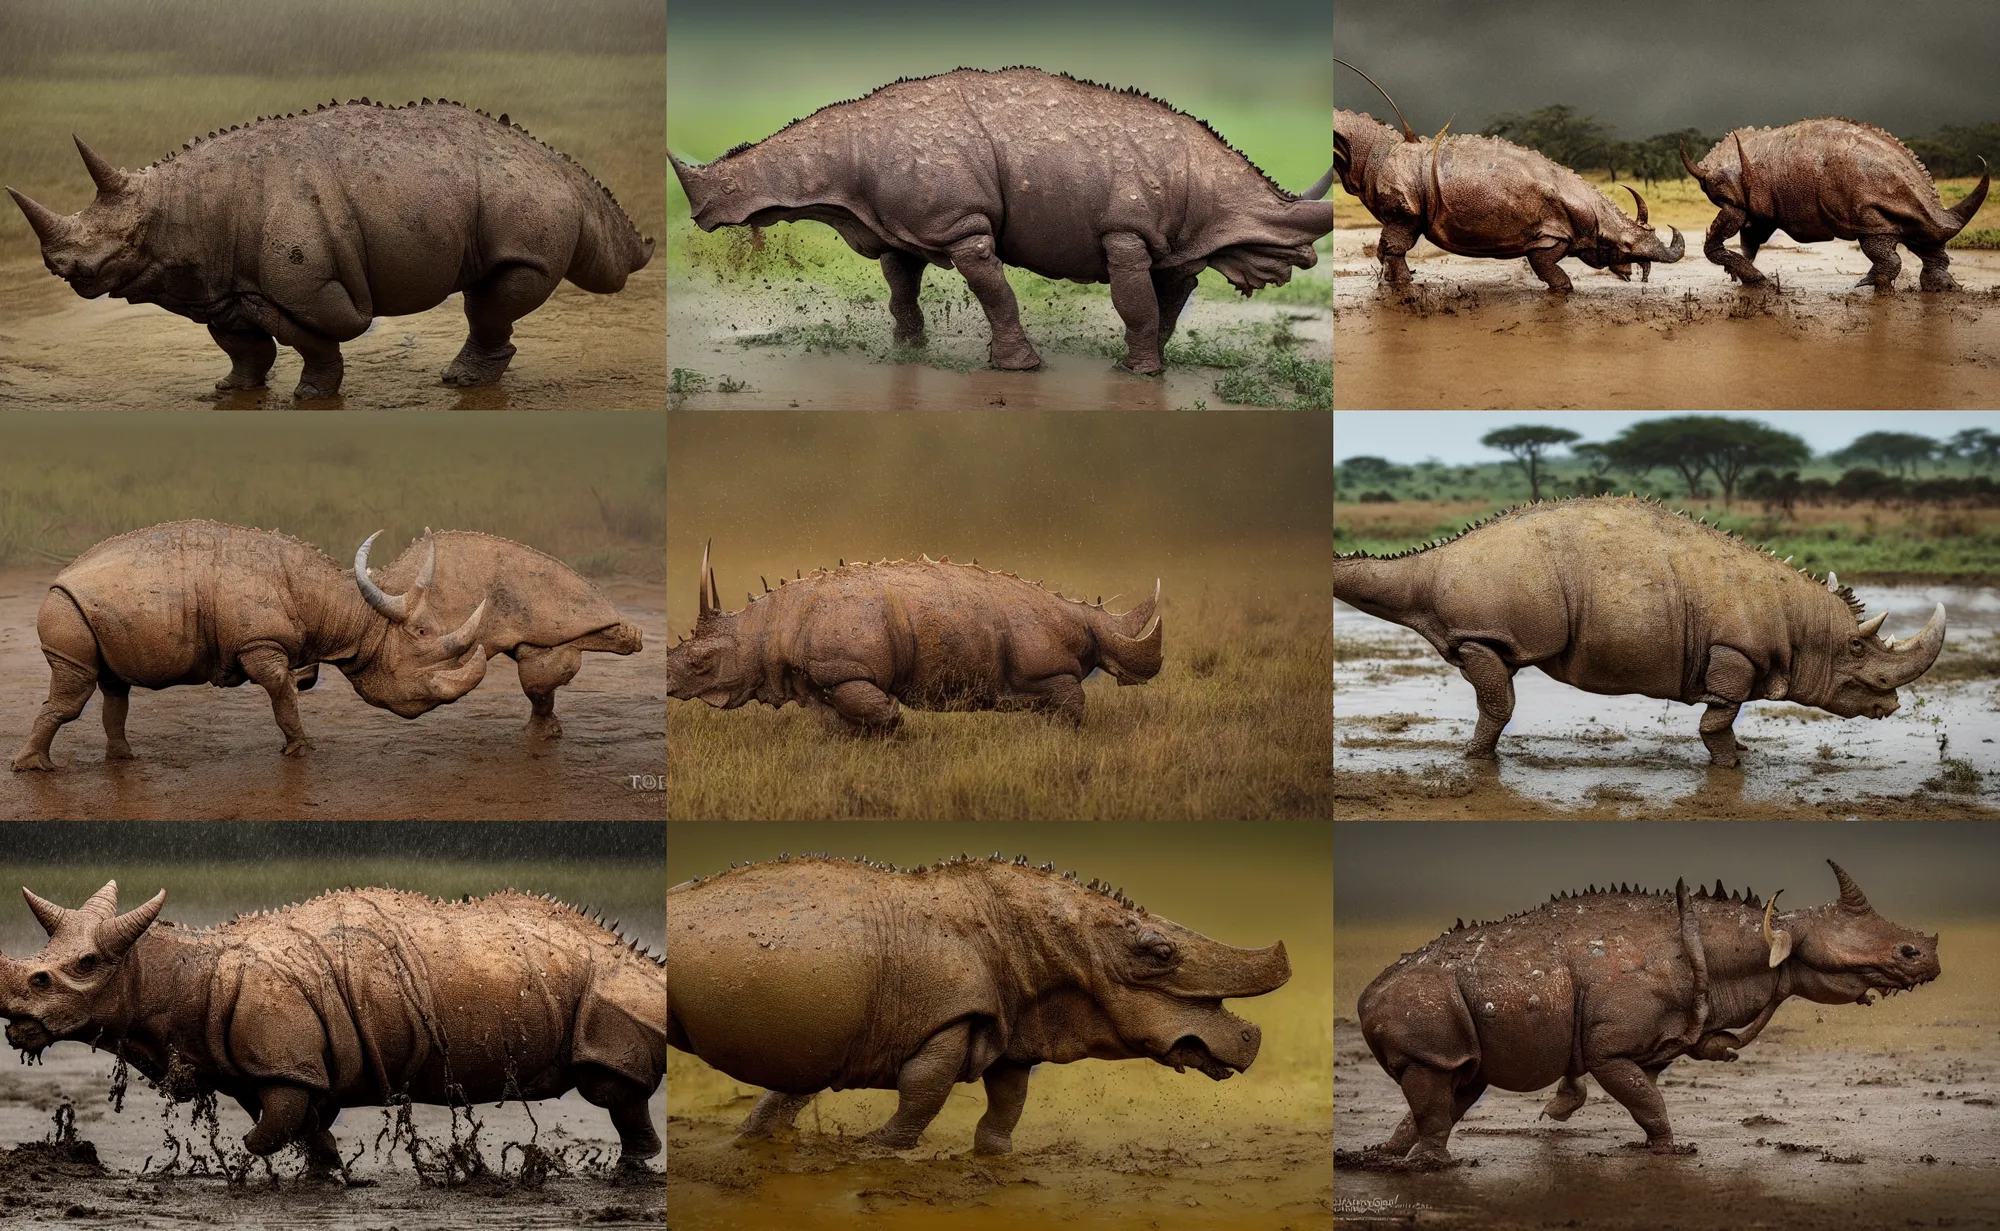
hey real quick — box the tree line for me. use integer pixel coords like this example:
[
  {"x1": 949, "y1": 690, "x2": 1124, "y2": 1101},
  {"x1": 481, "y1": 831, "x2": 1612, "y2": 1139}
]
[{"x1": 1481, "y1": 106, "x2": 1997, "y2": 182}]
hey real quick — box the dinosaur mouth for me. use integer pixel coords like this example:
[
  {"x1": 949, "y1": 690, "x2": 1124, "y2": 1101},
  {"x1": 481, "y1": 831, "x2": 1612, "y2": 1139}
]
[
  {"x1": 1857, "y1": 976, "x2": 1930, "y2": 1006},
  {"x1": 6, "y1": 1018, "x2": 55, "y2": 1057},
  {"x1": 1159, "y1": 1038, "x2": 1237, "y2": 1081}
]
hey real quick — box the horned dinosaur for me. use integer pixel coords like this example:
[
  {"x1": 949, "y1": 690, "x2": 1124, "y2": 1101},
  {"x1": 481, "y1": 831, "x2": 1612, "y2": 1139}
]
[
  {"x1": 669, "y1": 66, "x2": 1332, "y2": 375},
  {"x1": 12, "y1": 520, "x2": 643, "y2": 770},
  {"x1": 0, "y1": 882, "x2": 665, "y2": 1173},
  {"x1": 1679, "y1": 119, "x2": 1990, "y2": 290},
  {"x1": 1335, "y1": 60, "x2": 1683, "y2": 291},
  {"x1": 667, "y1": 852, "x2": 1288, "y2": 1153},
  {"x1": 665, "y1": 545, "x2": 1161, "y2": 731},
  {"x1": 1332, "y1": 496, "x2": 1945, "y2": 766},
  {"x1": 6, "y1": 99, "x2": 654, "y2": 399},
  {"x1": 1353, "y1": 861, "x2": 1938, "y2": 1165}
]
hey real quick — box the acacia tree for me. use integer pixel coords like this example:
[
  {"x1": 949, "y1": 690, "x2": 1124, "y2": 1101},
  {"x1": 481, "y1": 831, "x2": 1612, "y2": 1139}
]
[
  {"x1": 1606, "y1": 416, "x2": 1808, "y2": 505},
  {"x1": 1835, "y1": 431, "x2": 1938, "y2": 476},
  {"x1": 1481, "y1": 425, "x2": 1580, "y2": 502},
  {"x1": 1946, "y1": 428, "x2": 2000, "y2": 473}
]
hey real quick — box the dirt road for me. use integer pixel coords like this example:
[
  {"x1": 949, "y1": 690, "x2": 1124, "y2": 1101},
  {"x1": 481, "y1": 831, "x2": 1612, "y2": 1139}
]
[
  {"x1": 0, "y1": 262, "x2": 666, "y2": 411},
  {"x1": 0, "y1": 574, "x2": 665, "y2": 819},
  {"x1": 1331, "y1": 229, "x2": 2000, "y2": 409}
]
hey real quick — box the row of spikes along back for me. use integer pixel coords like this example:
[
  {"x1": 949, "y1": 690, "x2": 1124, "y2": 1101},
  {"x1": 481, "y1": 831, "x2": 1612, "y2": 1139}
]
[{"x1": 1445, "y1": 880, "x2": 1767, "y2": 934}]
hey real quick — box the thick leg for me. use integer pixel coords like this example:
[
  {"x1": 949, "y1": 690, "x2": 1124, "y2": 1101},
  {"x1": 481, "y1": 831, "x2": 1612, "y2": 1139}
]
[
  {"x1": 1369, "y1": 1113, "x2": 1419, "y2": 1156},
  {"x1": 207, "y1": 325, "x2": 276, "y2": 391},
  {"x1": 948, "y1": 234, "x2": 1040, "y2": 370},
  {"x1": 1541, "y1": 1074, "x2": 1589, "y2": 1121},
  {"x1": 242, "y1": 1083, "x2": 311, "y2": 1155},
  {"x1": 865, "y1": 1020, "x2": 971, "y2": 1149},
  {"x1": 444, "y1": 263, "x2": 560, "y2": 385},
  {"x1": 825, "y1": 679, "x2": 902, "y2": 733},
  {"x1": 575, "y1": 1067, "x2": 662, "y2": 1167},
  {"x1": 12, "y1": 591, "x2": 102, "y2": 772},
  {"x1": 1704, "y1": 206, "x2": 1764, "y2": 284},
  {"x1": 1855, "y1": 234, "x2": 1901, "y2": 290},
  {"x1": 1103, "y1": 231, "x2": 1163, "y2": 374},
  {"x1": 239, "y1": 643, "x2": 309, "y2": 757},
  {"x1": 99, "y1": 678, "x2": 133, "y2": 761},
  {"x1": 284, "y1": 331, "x2": 345, "y2": 400},
  {"x1": 1738, "y1": 218, "x2": 1778, "y2": 266},
  {"x1": 1395, "y1": 1064, "x2": 1461, "y2": 1163},
  {"x1": 1152, "y1": 266, "x2": 1202, "y2": 346},
  {"x1": 1376, "y1": 220, "x2": 1420, "y2": 285},
  {"x1": 1525, "y1": 245, "x2": 1574, "y2": 292},
  {"x1": 1592, "y1": 1058, "x2": 1691, "y2": 1154},
  {"x1": 1913, "y1": 243, "x2": 1959, "y2": 292},
  {"x1": 514, "y1": 643, "x2": 582, "y2": 740},
  {"x1": 1456, "y1": 641, "x2": 1516, "y2": 760},
  {"x1": 973, "y1": 1061, "x2": 1032, "y2": 1155},
  {"x1": 1697, "y1": 645, "x2": 1755, "y2": 768},
  {"x1": 738, "y1": 1090, "x2": 814, "y2": 1139},
  {"x1": 1022, "y1": 675, "x2": 1086, "y2": 726},
  {"x1": 879, "y1": 250, "x2": 929, "y2": 346}
]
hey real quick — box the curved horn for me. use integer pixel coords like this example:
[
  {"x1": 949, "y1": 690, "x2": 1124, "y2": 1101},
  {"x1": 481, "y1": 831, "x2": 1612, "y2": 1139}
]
[
  {"x1": 1733, "y1": 130, "x2": 1752, "y2": 209},
  {"x1": 1855, "y1": 611, "x2": 1888, "y2": 638},
  {"x1": 1300, "y1": 163, "x2": 1335, "y2": 201},
  {"x1": 73, "y1": 135, "x2": 127, "y2": 196},
  {"x1": 423, "y1": 644, "x2": 489, "y2": 702},
  {"x1": 21, "y1": 887, "x2": 71, "y2": 936},
  {"x1": 354, "y1": 531, "x2": 410, "y2": 623},
  {"x1": 1333, "y1": 58, "x2": 1416, "y2": 143},
  {"x1": 1662, "y1": 227, "x2": 1685, "y2": 262},
  {"x1": 1623, "y1": 185, "x2": 1649, "y2": 225},
  {"x1": 1881, "y1": 602, "x2": 1947, "y2": 686},
  {"x1": 6, "y1": 187, "x2": 68, "y2": 243},
  {"x1": 1827, "y1": 860, "x2": 1871, "y2": 913},
  {"x1": 95, "y1": 888, "x2": 165, "y2": 959},
  {"x1": 77, "y1": 880, "x2": 120, "y2": 920},
  {"x1": 1761, "y1": 889, "x2": 1791, "y2": 966},
  {"x1": 428, "y1": 599, "x2": 487, "y2": 661},
  {"x1": 1678, "y1": 141, "x2": 1707, "y2": 183},
  {"x1": 697, "y1": 539, "x2": 718, "y2": 623}
]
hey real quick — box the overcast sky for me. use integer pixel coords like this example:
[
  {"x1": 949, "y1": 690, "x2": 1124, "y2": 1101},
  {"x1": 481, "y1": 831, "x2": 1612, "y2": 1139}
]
[
  {"x1": 1337, "y1": 0, "x2": 2000, "y2": 137},
  {"x1": 1333, "y1": 411, "x2": 2000, "y2": 465}
]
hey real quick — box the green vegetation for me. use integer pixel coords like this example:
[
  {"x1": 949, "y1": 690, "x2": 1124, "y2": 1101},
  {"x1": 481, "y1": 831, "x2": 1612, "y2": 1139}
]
[
  {"x1": 1950, "y1": 228, "x2": 2000, "y2": 250},
  {"x1": 0, "y1": 412, "x2": 665, "y2": 579}
]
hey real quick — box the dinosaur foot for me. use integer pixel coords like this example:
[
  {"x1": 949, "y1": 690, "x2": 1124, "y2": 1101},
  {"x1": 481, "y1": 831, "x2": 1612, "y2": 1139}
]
[
  {"x1": 441, "y1": 342, "x2": 517, "y2": 386},
  {"x1": 987, "y1": 340, "x2": 1043, "y2": 371},
  {"x1": 104, "y1": 740, "x2": 135, "y2": 762},
  {"x1": 891, "y1": 330, "x2": 928, "y2": 348},
  {"x1": 1335, "y1": 1147, "x2": 1459, "y2": 1172},
  {"x1": 526, "y1": 713, "x2": 564, "y2": 740},
  {"x1": 215, "y1": 372, "x2": 269, "y2": 391},
  {"x1": 292, "y1": 381, "x2": 342, "y2": 401},
  {"x1": 10, "y1": 749, "x2": 56, "y2": 772},
  {"x1": 1921, "y1": 274, "x2": 1960, "y2": 292},
  {"x1": 1117, "y1": 357, "x2": 1164, "y2": 377},
  {"x1": 281, "y1": 737, "x2": 310, "y2": 758}
]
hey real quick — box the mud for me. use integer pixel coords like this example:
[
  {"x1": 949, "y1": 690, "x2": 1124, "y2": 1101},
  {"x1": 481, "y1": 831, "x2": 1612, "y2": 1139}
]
[
  {"x1": 0, "y1": 574, "x2": 667, "y2": 819},
  {"x1": 1329, "y1": 228, "x2": 2000, "y2": 409},
  {"x1": 1334, "y1": 920, "x2": 2000, "y2": 1230},
  {"x1": 0, "y1": 262, "x2": 667, "y2": 411},
  {"x1": 0, "y1": 1044, "x2": 663, "y2": 1229},
  {"x1": 1334, "y1": 584, "x2": 2000, "y2": 819}
]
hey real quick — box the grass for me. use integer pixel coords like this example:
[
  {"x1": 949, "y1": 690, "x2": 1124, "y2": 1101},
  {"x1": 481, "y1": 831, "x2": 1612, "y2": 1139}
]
[{"x1": 0, "y1": 412, "x2": 665, "y2": 580}]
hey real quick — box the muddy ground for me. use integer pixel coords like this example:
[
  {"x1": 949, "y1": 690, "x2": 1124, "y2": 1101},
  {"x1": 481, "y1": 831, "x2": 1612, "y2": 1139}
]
[
  {"x1": 0, "y1": 262, "x2": 667, "y2": 411},
  {"x1": 1330, "y1": 228, "x2": 2000, "y2": 409},
  {"x1": 1334, "y1": 920, "x2": 2000, "y2": 1230},
  {"x1": 1335, "y1": 584, "x2": 2000, "y2": 820},
  {"x1": 0, "y1": 575, "x2": 666, "y2": 820},
  {"x1": 0, "y1": 1042, "x2": 663, "y2": 1230}
]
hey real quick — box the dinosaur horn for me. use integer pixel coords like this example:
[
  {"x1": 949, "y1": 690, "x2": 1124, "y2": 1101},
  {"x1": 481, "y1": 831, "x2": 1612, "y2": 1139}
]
[
  {"x1": 1334, "y1": 58, "x2": 1416, "y2": 143},
  {"x1": 1827, "y1": 861, "x2": 1872, "y2": 913},
  {"x1": 1623, "y1": 185, "x2": 1649, "y2": 225},
  {"x1": 354, "y1": 531, "x2": 410, "y2": 623},
  {"x1": 21, "y1": 887, "x2": 72, "y2": 936},
  {"x1": 1732, "y1": 130, "x2": 1752, "y2": 209},
  {"x1": 6, "y1": 187, "x2": 68, "y2": 243},
  {"x1": 427, "y1": 598, "x2": 487, "y2": 662},
  {"x1": 78, "y1": 880, "x2": 121, "y2": 919},
  {"x1": 95, "y1": 888, "x2": 165, "y2": 959},
  {"x1": 1946, "y1": 156, "x2": 1989, "y2": 230},
  {"x1": 1855, "y1": 611, "x2": 1888, "y2": 638},
  {"x1": 1878, "y1": 603, "x2": 1946, "y2": 687},
  {"x1": 1762, "y1": 889, "x2": 1790, "y2": 967},
  {"x1": 74, "y1": 135, "x2": 128, "y2": 196},
  {"x1": 1677, "y1": 141, "x2": 1707, "y2": 184},
  {"x1": 1299, "y1": 160, "x2": 1335, "y2": 201}
]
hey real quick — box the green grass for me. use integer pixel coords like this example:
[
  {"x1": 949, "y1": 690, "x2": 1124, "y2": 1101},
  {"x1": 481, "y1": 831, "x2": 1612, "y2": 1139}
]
[
  {"x1": 1950, "y1": 228, "x2": 2000, "y2": 250},
  {"x1": 0, "y1": 412, "x2": 665, "y2": 579}
]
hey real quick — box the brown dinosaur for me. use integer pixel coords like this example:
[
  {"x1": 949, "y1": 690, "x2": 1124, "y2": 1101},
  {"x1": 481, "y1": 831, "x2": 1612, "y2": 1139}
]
[
  {"x1": 667, "y1": 853, "x2": 1289, "y2": 1153},
  {"x1": 1335, "y1": 61, "x2": 1683, "y2": 291},
  {"x1": 5, "y1": 100, "x2": 653, "y2": 399},
  {"x1": 670, "y1": 67, "x2": 1332, "y2": 375},
  {"x1": 0, "y1": 882, "x2": 665, "y2": 1172},
  {"x1": 666, "y1": 545, "x2": 1161, "y2": 731},
  {"x1": 12, "y1": 521, "x2": 642, "y2": 770},
  {"x1": 1333, "y1": 496, "x2": 1945, "y2": 766},
  {"x1": 1679, "y1": 119, "x2": 1990, "y2": 290},
  {"x1": 1354, "y1": 862, "x2": 1938, "y2": 1165}
]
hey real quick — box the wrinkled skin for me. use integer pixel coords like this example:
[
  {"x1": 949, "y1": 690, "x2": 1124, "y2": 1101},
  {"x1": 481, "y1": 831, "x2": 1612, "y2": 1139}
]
[
  {"x1": 1332, "y1": 497, "x2": 1946, "y2": 767},
  {"x1": 670, "y1": 67, "x2": 1332, "y2": 375},
  {"x1": 4, "y1": 102, "x2": 653, "y2": 399},
  {"x1": 1681, "y1": 119, "x2": 1991, "y2": 291},
  {"x1": 666, "y1": 855, "x2": 1289, "y2": 1154},
  {"x1": 0, "y1": 882, "x2": 665, "y2": 1172},
  {"x1": 1336, "y1": 110, "x2": 1684, "y2": 292},
  {"x1": 666, "y1": 549, "x2": 1162, "y2": 732},
  {"x1": 11, "y1": 520, "x2": 639, "y2": 770},
  {"x1": 1358, "y1": 862, "x2": 1939, "y2": 1164}
]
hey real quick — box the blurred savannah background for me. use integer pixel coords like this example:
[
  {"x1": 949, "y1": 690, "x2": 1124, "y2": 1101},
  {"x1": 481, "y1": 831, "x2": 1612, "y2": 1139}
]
[{"x1": 666, "y1": 411, "x2": 1331, "y2": 821}]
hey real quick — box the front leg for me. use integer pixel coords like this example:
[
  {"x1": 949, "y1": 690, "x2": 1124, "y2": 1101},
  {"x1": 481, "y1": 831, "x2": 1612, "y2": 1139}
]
[
  {"x1": 1855, "y1": 234, "x2": 1902, "y2": 290},
  {"x1": 446, "y1": 262, "x2": 559, "y2": 385},
  {"x1": 1704, "y1": 205, "x2": 1764, "y2": 284},
  {"x1": 239, "y1": 643, "x2": 309, "y2": 757},
  {"x1": 1376, "y1": 219, "x2": 1420, "y2": 285},
  {"x1": 1540, "y1": 1074, "x2": 1589, "y2": 1121},
  {"x1": 879, "y1": 250, "x2": 929, "y2": 346},
  {"x1": 1913, "y1": 243, "x2": 1959, "y2": 292},
  {"x1": 1592, "y1": 1058, "x2": 1692, "y2": 1154},
  {"x1": 973, "y1": 1061, "x2": 1032, "y2": 1155},
  {"x1": 1455, "y1": 641, "x2": 1516, "y2": 760},
  {"x1": 1697, "y1": 645, "x2": 1755, "y2": 768},
  {"x1": 738, "y1": 1090, "x2": 814, "y2": 1139},
  {"x1": 948, "y1": 233, "x2": 1040, "y2": 370},
  {"x1": 99, "y1": 678, "x2": 134, "y2": 761},
  {"x1": 1525, "y1": 244, "x2": 1574, "y2": 292},
  {"x1": 1021, "y1": 675, "x2": 1085, "y2": 726},
  {"x1": 865, "y1": 1020, "x2": 970, "y2": 1150},
  {"x1": 207, "y1": 324, "x2": 276, "y2": 391},
  {"x1": 1103, "y1": 231, "x2": 1163, "y2": 374},
  {"x1": 285, "y1": 330, "x2": 345, "y2": 400},
  {"x1": 818, "y1": 678, "x2": 902, "y2": 734}
]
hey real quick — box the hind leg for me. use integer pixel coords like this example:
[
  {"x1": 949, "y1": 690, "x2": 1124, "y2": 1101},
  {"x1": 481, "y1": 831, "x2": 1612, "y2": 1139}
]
[
  {"x1": 820, "y1": 678, "x2": 902, "y2": 733},
  {"x1": 207, "y1": 325, "x2": 276, "y2": 391},
  {"x1": 1395, "y1": 1064, "x2": 1464, "y2": 1163},
  {"x1": 12, "y1": 591, "x2": 104, "y2": 772},
  {"x1": 1856, "y1": 234, "x2": 1901, "y2": 290},
  {"x1": 1698, "y1": 645, "x2": 1754, "y2": 768},
  {"x1": 1738, "y1": 218, "x2": 1778, "y2": 267},
  {"x1": 576, "y1": 1066, "x2": 661, "y2": 1168},
  {"x1": 1542, "y1": 1074, "x2": 1589, "y2": 1121},
  {"x1": 514, "y1": 644, "x2": 583, "y2": 740},
  {"x1": 1914, "y1": 243, "x2": 1959, "y2": 292},
  {"x1": 1377, "y1": 219, "x2": 1420, "y2": 285},
  {"x1": 99, "y1": 677, "x2": 134, "y2": 761},
  {"x1": 1152, "y1": 265, "x2": 1202, "y2": 347},
  {"x1": 865, "y1": 1020, "x2": 969, "y2": 1150},
  {"x1": 444, "y1": 263, "x2": 560, "y2": 385},
  {"x1": 1456, "y1": 641, "x2": 1517, "y2": 760},
  {"x1": 1593, "y1": 1058, "x2": 1691, "y2": 1154},
  {"x1": 880, "y1": 250, "x2": 929, "y2": 346},
  {"x1": 973, "y1": 1061, "x2": 1032, "y2": 1155},
  {"x1": 948, "y1": 233, "x2": 1040, "y2": 370},
  {"x1": 738, "y1": 1090, "x2": 814, "y2": 1140},
  {"x1": 1104, "y1": 231, "x2": 1164, "y2": 374},
  {"x1": 1021, "y1": 675, "x2": 1086, "y2": 726}
]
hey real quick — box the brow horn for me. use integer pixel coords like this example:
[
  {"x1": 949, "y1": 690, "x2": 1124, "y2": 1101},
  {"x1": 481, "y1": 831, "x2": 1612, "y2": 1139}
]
[{"x1": 1827, "y1": 860, "x2": 1872, "y2": 913}]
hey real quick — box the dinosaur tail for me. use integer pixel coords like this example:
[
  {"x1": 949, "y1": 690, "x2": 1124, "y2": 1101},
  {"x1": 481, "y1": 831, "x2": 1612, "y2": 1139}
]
[
  {"x1": 1332, "y1": 554, "x2": 1423, "y2": 619},
  {"x1": 1099, "y1": 580, "x2": 1163, "y2": 685},
  {"x1": 567, "y1": 186, "x2": 655, "y2": 291},
  {"x1": 1943, "y1": 156, "x2": 1990, "y2": 236}
]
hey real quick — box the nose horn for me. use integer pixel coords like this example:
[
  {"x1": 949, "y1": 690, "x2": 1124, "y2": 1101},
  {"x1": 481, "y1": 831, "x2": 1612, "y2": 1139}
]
[
  {"x1": 6, "y1": 187, "x2": 67, "y2": 243},
  {"x1": 1882, "y1": 602, "x2": 1946, "y2": 687}
]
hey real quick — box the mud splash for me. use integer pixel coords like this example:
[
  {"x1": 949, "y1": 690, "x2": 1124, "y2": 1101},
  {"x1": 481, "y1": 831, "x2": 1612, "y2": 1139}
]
[
  {"x1": 0, "y1": 574, "x2": 667, "y2": 820},
  {"x1": 1330, "y1": 228, "x2": 2000, "y2": 409},
  {"x1": 1335, "y1": 584, "x2": 2000, "y2": 819}
]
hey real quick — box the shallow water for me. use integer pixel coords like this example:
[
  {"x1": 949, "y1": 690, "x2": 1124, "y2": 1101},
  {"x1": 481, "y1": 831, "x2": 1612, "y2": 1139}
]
[{"x1": 1335, "y1": 584, "x2": 2000, "y2": 814}]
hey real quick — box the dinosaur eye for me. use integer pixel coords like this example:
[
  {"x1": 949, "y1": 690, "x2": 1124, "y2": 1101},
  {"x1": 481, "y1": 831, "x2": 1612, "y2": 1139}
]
[
  {"x1": 29, "y1": 972, "x2": 50, "y2": 990},
  {"x1": 1899, "y1": 944, "x2": 1920, "y2": 959},
  {"x1": 75, "y1": 954, "x2": 96, "y2": 974},
  {"x1": 1850, "y1": 639, "x2": 1865, "y2": 655}
]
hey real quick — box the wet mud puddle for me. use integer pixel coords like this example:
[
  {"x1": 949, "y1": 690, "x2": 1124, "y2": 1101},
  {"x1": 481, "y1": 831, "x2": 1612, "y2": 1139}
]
[{"x1": 1335, "y1": 584, "x2": 2000, "y2": 813}]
